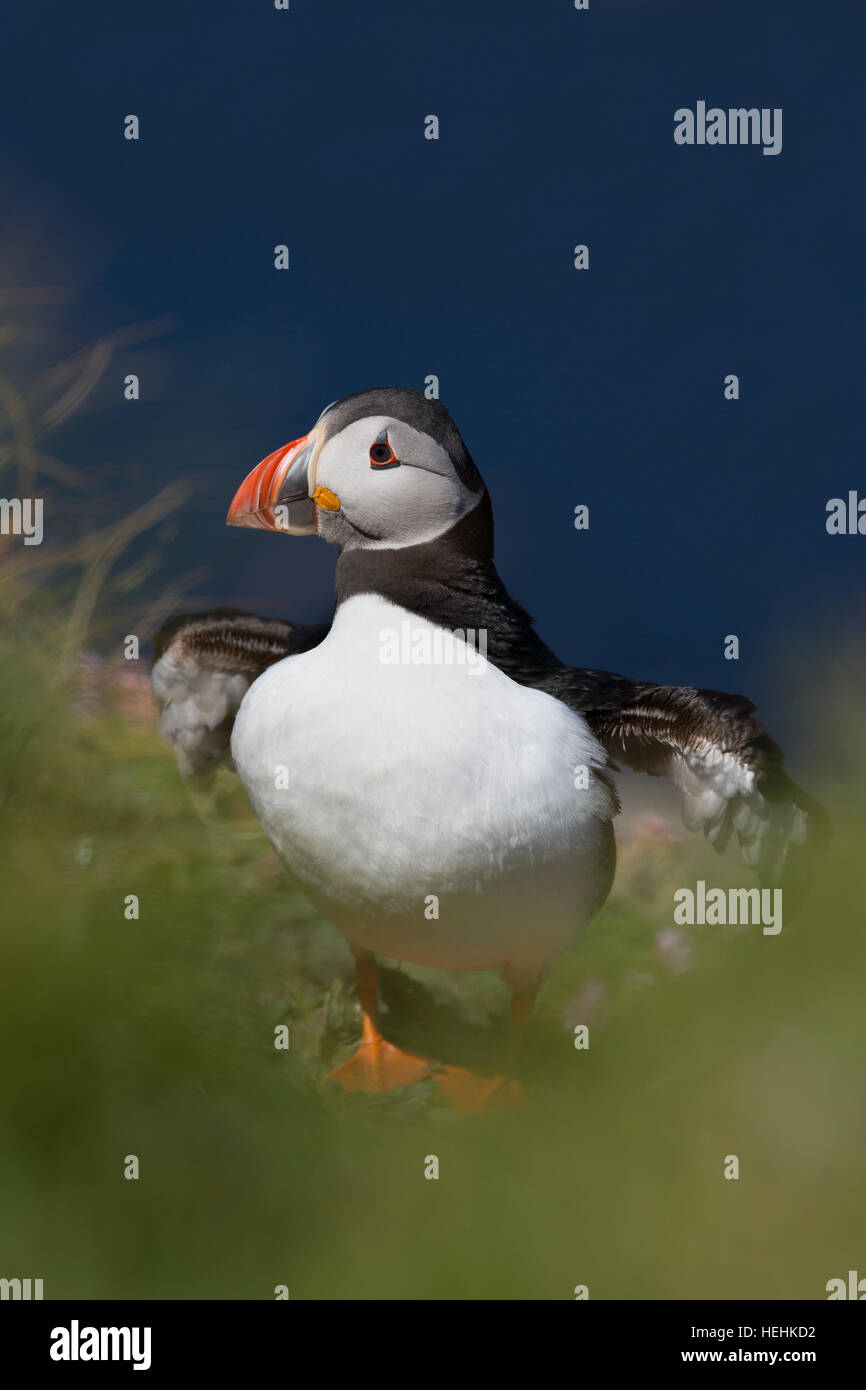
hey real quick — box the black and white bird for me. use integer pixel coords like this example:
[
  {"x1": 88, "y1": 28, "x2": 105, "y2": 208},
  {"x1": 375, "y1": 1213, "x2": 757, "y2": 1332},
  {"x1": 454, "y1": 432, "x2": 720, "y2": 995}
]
[{"x1": 152, "y1": 388, "x2": 828, "y2": 1110}]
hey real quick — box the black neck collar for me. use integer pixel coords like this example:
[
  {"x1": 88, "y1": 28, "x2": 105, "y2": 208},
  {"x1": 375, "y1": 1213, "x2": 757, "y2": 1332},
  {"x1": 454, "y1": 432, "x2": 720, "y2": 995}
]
[{"x1": 334, "y1": 493, "x2": 563, "y2": 687}]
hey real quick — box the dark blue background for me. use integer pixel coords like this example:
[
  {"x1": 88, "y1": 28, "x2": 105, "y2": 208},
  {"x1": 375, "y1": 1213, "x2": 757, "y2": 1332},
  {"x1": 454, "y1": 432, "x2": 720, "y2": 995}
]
[{"x1": 1, "y1": 0, "x2": 861, "y2": 740}]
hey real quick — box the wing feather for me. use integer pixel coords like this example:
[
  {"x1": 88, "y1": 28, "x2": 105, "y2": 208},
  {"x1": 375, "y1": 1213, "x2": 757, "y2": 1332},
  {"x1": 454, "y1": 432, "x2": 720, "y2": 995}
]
[
  {"x1": 151, "y1": 608, "x2": 328, "y2": 782},
  {"x1": 573, "y1": 674, "x2": 829, "y2": 890}
]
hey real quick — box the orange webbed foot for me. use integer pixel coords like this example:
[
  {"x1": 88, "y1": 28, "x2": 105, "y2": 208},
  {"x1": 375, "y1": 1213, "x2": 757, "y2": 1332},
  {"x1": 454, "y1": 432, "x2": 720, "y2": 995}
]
[
  {"x1": 326, "y1": 1016, "x2": 434, "y2": 1094},
  {"x1": 434, "y1": 1064, "x2": 527, "y2": 1115}
]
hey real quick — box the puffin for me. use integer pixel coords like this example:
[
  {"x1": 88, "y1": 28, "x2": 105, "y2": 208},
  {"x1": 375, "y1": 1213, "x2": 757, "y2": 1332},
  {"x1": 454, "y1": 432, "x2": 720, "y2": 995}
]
[{"x1": 152, "y1": 388, "x2": 828, "y2": 1111}]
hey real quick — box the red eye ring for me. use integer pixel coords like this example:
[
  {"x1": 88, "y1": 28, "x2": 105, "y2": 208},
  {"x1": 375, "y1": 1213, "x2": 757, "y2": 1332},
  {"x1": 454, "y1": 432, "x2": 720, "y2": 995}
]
[{"x1": 369, "y1": 439, "x2": 399, "y2": 469}]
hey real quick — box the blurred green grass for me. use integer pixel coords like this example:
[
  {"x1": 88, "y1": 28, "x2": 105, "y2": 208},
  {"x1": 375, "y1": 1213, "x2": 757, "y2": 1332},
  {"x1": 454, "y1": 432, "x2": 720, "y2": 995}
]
[{"x1": 0, "y1": 598, "x2": 864, "y2": 1300}]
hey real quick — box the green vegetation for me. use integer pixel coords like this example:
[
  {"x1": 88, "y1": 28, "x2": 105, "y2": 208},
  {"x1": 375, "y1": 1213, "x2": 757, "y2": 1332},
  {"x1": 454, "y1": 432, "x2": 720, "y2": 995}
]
[
  {"x1": 1, "y1": 304, "x2": 861, "y2": 1301},
  {"x1": 0, "y1": 586, "x2": 863, "y2": 1300}
]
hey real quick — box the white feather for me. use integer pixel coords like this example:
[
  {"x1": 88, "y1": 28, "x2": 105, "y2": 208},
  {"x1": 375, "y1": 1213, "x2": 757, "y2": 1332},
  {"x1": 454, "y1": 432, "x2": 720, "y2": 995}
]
[
  {"x1": 152, "y1": 649, "x2": 251, "y2": 778},
  {"x1": 232, "y1": 595, "x2": 616, "y2": 982},
  {"x1": 670, "y1": 738, "x2": 808, "y2": 882}
]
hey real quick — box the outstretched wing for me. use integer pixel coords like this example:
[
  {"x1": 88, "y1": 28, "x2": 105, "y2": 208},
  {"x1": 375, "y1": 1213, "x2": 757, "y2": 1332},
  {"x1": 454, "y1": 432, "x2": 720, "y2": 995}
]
[
  {"x1": 151, "y1": 608, "x2": 328, "y2": 782},
  {"x1": 569, "y1": 670, "x2": 829, "y2": 890}
]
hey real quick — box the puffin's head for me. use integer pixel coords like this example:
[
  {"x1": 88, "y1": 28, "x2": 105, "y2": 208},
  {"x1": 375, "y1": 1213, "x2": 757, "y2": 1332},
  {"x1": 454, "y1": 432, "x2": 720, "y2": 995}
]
[{"x1": 226, "y1": 388, "x2": 485, "y2": 551}]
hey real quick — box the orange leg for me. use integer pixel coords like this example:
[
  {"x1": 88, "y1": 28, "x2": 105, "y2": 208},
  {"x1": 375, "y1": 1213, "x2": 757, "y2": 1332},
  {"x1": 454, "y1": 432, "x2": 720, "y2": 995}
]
[
  {"x1": 325, "y1": 949, "x2": 435, "y2": 1094},
  {"x1": 435, "y1": 987, "x2": 536, "y2": 1115},
  {"x1": 501, "y1": 987, "x2": 537, "y2": 1074}
]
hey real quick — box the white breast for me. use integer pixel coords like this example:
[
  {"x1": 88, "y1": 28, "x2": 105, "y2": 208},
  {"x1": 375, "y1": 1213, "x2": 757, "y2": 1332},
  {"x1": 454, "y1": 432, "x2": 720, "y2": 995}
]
[{"x1": 231, "y1": 595, "x2": 615, "y2": 974}]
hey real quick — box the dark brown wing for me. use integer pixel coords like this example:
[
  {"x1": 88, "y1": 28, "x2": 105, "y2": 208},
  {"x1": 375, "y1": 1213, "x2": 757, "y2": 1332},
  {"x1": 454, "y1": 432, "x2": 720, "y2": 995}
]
[
  {"x1": 151, "y1": 608, "x2": 328, "y2": 782},
  {"x1": 572, "y1": 671, "x2": 830, "y2": 890}
]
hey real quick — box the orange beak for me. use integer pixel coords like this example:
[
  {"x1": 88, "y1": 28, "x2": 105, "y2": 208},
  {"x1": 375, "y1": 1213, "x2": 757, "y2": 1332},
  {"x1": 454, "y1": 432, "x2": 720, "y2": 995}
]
[{"x1": 226, "y1": 429, "x2": 324, "y2": 535}]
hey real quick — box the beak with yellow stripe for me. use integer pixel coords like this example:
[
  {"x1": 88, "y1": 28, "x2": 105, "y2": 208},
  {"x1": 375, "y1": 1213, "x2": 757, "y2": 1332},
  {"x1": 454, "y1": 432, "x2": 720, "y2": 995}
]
[{"x1": 226, "y1": 424, "x2": 339, "y2": 535}]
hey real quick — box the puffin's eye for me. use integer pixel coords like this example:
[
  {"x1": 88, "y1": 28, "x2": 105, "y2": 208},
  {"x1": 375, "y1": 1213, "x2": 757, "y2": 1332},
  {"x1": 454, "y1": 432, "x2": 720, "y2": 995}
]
[{"x1": 369, "y1": 435, "x2": 399, "y2": 469}]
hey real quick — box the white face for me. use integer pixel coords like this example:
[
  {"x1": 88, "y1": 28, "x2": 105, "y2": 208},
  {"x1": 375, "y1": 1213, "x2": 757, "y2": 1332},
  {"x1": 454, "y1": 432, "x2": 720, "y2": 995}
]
[{"x1": 312, "y1": 414, "x2": 480, "y2": 549}]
